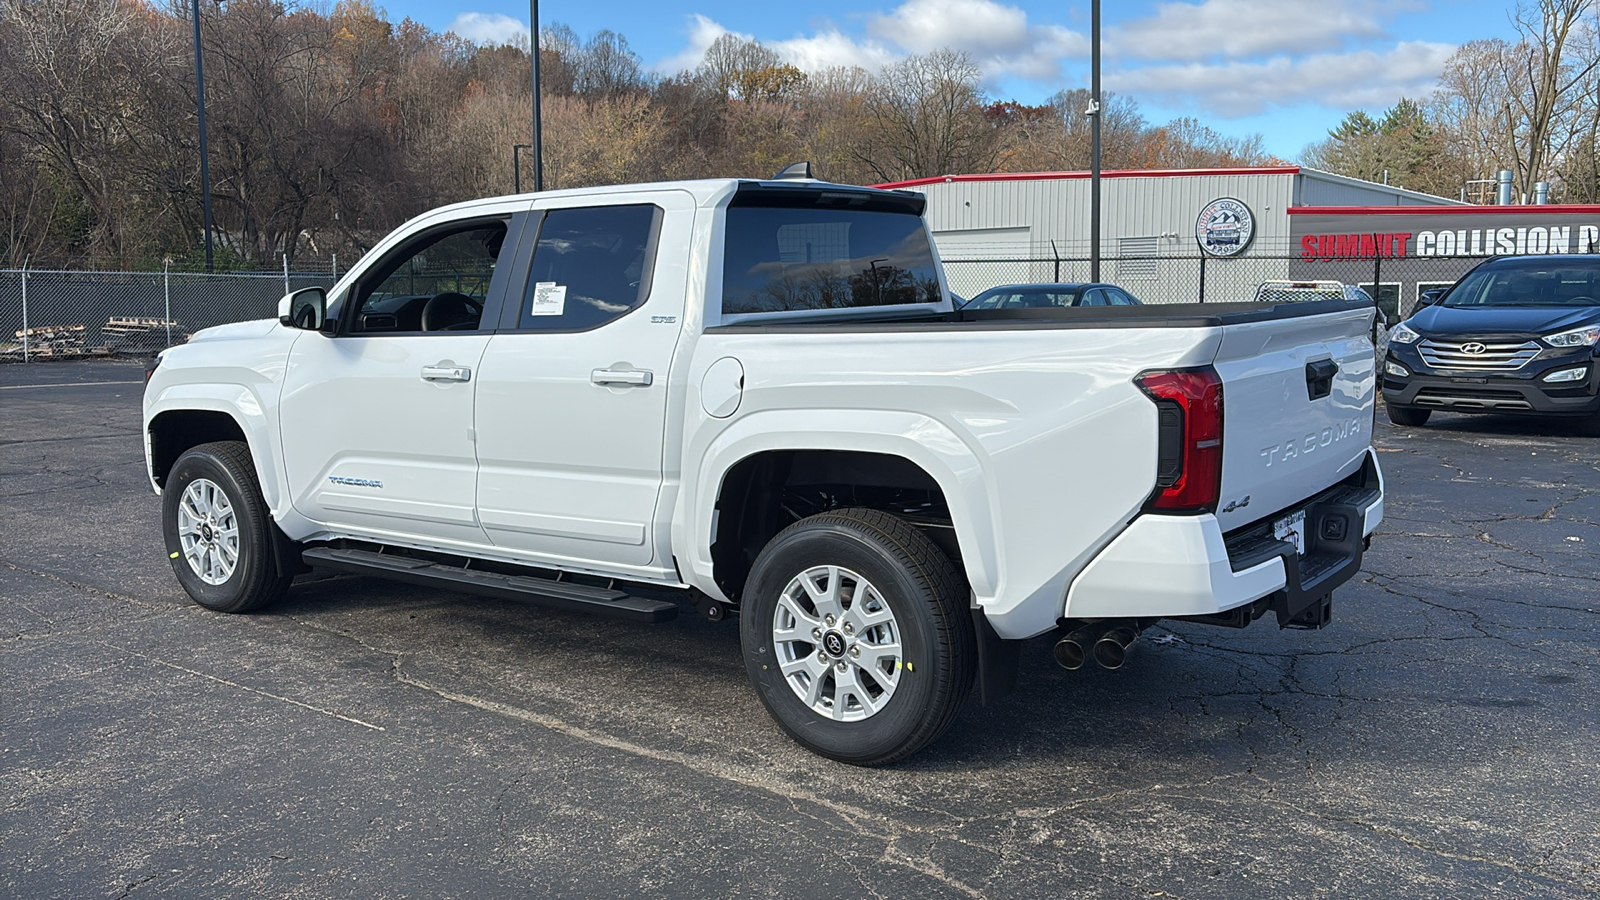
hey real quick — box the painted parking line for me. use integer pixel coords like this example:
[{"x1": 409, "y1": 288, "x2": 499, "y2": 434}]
[{"x1": 0, "y1": 380, "x2": 143, "y2": 390}]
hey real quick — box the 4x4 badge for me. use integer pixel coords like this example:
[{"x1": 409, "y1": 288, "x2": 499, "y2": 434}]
[{"x1": 1221, "y1": 495, "x2": 1251, "y2": 513}]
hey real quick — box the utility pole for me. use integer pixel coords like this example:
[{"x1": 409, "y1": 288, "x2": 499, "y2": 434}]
[
  {"x1": 1088, "y1": 0, "x2": 1101, "y2": 284},
  {"x1": 190, "y1": 0, "x2": 214, "y2": 271},
  {"x1": 528, "y1": 1, "x2": 544, "y2": 192}
]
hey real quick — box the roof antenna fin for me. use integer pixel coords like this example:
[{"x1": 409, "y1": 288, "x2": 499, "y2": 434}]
[{"x1": 771, "y1": 162, "x2": 814, "y2": 180}]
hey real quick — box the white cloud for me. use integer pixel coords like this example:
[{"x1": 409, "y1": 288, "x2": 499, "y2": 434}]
[
  {"x1": 868, "y1": 0, "x2": 1030, "y2": 54},
  {"x1": 1109, "y1": 0, "x2": 1387, "y2": 61},
  {"x1": 867, "y1": 0, "x2": 1087, "y2": 81},
  {"x1": 658, "y1": 0, "x2": 1084, "y2": 85},
  {"x1": 655, "y1": 14, "x2": 754, "y2": 74},
  {"x1": 771, "y1": 30, "x2": 898, "y2": 73},
  {"x1": 446, "y1": 12, "x2": 528, "y2": 47},
  {"x1": 1109, "y1": 40, "x2": 1457, "y2": 117}
]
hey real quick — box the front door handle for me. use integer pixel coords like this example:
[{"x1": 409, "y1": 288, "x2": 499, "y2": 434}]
[
  {"x1": 591, "y1": 368, "x2": 653, "y2": 387},
  {"x1": 421, "y1": 364, "x2": 472, "y2": 382}
]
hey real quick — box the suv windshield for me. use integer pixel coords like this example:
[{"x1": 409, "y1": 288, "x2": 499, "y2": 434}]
[
  {"x1": 1442, "y1": 261, "x2": 1600, "y2": 308},
  {"x1": 721, "y1": 189, "x2": 942, "y2": 316}
]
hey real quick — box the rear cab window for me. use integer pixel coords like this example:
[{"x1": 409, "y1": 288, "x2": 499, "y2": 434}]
[{"x1": 717, "y1": 185, "x2": 949, "y2": 324}]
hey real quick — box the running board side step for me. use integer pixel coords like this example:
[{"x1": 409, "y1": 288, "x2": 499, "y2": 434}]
[{"x1": 301, "y1": 547, "x2": 679, "y2": 623}]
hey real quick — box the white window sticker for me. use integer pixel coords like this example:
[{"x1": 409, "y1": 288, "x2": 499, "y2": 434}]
[{"x1": 530, "y1": 282, "x2": 567, "y2": 316}]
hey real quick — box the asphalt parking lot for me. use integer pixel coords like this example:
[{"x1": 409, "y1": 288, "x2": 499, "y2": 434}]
[{"x1": 2, "y1": 359, "x2": 1597, "y2": 898}]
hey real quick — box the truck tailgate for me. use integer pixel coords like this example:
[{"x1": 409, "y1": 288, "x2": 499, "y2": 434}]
[{"x1": 1212, "y1": 303, "x2": 1375, "y2": 533}]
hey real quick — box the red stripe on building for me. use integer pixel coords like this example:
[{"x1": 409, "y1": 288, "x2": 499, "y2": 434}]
[
  {"x1": 1290, "y1": 205, "x2": 1600, "y2": 215},
  {"x1": 873, "y1": 167, "x2": 1303, "y2": 189}
]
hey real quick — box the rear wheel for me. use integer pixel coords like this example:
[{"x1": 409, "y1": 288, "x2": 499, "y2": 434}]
[
  {"x1": 1386, "y1": 404, "x2": 1431, "y2": 426},
  {"x1": 739, "y1": 508, "x2": 974, "y2": 766},
  {"x1": 162, "y1": 441, "x2": 292, "y2": 613}
]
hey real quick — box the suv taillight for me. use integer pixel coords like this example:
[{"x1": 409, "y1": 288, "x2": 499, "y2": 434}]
[{"x1": 1136, "y1": 367, "x2": 1224, "y2": 513}]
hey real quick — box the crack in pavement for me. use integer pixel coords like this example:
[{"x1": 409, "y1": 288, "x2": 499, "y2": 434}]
[{"x1": 2, "y1": 560, "x2": 156, "y2": 608}]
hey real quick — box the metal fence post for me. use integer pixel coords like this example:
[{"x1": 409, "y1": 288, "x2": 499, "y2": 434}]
[
  {"x1": 163, "y1": 262, "x2": 173, "y2": 348},
  {"x1": 282, "y1": 254, "x2": 290, "y2": 294},
  {"x1": 1050, "y1": 240, "x2": 1060, "y2": 282},
  {"x1": 20, "y1": 257, "x2": 29, "y2": 362},
  {"x1": 1197, "y1": 254, "x2": 1206, "y2": 303}
]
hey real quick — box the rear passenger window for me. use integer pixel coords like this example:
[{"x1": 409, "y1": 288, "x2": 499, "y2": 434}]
[{"x1": 517, "y1": 205, "x2": 662, "y2": 331}]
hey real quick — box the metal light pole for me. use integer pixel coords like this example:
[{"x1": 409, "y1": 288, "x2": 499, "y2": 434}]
[
  {"x1": 190, "y1": 0, "x2": 214, "y2": 271},
  {"x1": 528, "y1": 1, "x2": 544, "y2": 192},
  {"x1": 513, "y1": 143, "x2": 532, "y2": 193},
  {"x1": 1088, "y1": 0, "x2": 1101, "y2": 284}
]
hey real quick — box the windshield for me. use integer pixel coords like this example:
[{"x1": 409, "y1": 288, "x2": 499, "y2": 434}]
[
  {"x1": 965, "y1": 287, "x2": 1082, "y2": 309},
  {"x1": 1441, "y1": 262, "x2": 1600, "y2": 308}
]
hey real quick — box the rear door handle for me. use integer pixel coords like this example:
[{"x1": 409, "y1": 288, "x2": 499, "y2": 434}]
[
  {"x1": 421, "y1": 365, "x2": 472, "y2": 382},
  {"x1": 591, "y1": 368, "x2": 653, "y2": 387}
]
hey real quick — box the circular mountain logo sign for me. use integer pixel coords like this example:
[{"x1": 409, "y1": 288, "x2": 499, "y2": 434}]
[{"x1": 1195, "y1": 198, "x2": 1254, "y2": 257}]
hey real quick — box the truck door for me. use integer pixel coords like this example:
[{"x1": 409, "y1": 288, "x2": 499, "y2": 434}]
[
  {"x1": 473, "y1": 192, "x2": 693, "y2": 571},
  {"x1": 279, "y1": 216, "x2": 521, "y2": 547}
]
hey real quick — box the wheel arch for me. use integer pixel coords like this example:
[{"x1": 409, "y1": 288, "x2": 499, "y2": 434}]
[
  {"x1": 145, "y1": 383, "x2": 286, "y2": 516},
  {"x1": 148, "y1": 409, "x2": 248, "y2": 489},
  {"x1": 681, "y1": 410, "x2": 999, "y2": 607}
]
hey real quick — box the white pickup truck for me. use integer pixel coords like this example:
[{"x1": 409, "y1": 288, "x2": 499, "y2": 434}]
[{"x1": 144, "y1": 173, "x2": 1384, "y2": 765}]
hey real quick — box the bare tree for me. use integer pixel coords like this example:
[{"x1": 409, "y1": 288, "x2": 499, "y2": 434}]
[
  {"x1": 857, "y1": 49, "x2": 997, "y2": 182},
  {"x1": 573, "y1": 29, "x2": 647, "y2": 99},
  {"x1": 1508, "y1": 0, "x2": 1599, "y2": 198},
  {"x1": 698, "y1": 34, "x2": 780, "y2": 100},
  {"x1": 1432, "y1": 2, "x2": 1600, "y2": 200}
]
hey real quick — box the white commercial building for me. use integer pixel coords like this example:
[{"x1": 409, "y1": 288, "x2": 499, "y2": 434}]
[{"x1": 874, "y1": 166, "x2": 1461, "y2": 304}]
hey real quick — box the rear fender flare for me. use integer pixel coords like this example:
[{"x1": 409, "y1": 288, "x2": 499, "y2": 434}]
[{"x1": 680, "y1": 408, "x2": 998, "y2": 604}]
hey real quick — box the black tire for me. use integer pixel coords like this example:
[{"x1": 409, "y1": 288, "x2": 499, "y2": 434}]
[
  {"x1": 1575, "y1": 411, "x2": 1600, "y2": 437},
  {"x1": 739, "y1": 508, "x2": 975, "y2": 766},
  {"x1": 162, "y1": 441, "x2": 292, "y2": 613},
  {"x1": 1386, "y1": 404, "x2": 1431, "y2": 426}
]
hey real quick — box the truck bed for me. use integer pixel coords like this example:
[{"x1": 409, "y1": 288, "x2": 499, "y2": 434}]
[{"x1": 707, "y1": 298, "x2": 1372, "y2": 333}]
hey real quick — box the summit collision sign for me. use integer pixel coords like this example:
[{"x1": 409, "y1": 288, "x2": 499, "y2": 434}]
[{"x1": 1290, "y1": 207, "x2": 1600, "y2": 260}]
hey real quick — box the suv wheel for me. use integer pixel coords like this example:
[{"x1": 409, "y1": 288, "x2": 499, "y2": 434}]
[
  {"x1": 162, "y1": 441, "x2": 293, "y2": 613},
  {"x1": 1386, "y1": 404, "x2": 1431, "y2": 427},
  {"x1": 739, "y1": 508, "x2": 974, "y2": 766}
]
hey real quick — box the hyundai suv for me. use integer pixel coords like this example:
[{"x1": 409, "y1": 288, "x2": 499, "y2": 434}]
[{"x1": 1383, "y1": 255, "x2": 1600, "y2": 434}]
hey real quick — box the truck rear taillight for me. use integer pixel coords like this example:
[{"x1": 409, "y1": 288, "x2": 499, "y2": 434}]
[{"x1": 1136, "y1": 367, "x2": 1224, "y2": 513}]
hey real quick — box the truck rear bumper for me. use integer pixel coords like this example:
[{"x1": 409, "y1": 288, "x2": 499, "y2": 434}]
[{"x1": 1063, "y1": 452, "x2": 1383, "y2": 623}]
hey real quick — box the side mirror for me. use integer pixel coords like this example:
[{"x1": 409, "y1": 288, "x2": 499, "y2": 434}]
[
  {"x1": 278, "y1": 287, "x2": 327, "y2": 331},
  {"x1": 1417, "y1": 289, "x2": 1445, "y2": 309}
]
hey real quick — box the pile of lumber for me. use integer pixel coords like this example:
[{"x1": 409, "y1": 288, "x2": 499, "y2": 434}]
[
  {"x1": 10, "y1": 324, "x2": 94, "y2": 358},
  {"x1": 100, "y1": 317, "x2": 186, "y2": 355}
]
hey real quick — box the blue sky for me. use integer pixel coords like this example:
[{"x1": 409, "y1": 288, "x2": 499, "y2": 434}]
[{"x1": 374, "y1": 0, "x2": 1521, "y2": 162}]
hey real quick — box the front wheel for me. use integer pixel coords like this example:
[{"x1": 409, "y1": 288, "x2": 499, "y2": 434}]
[
  {"x1": 162, "y1": 441, "x2": 292, "y2": 613},
  {"x1": 739, "y1": 508, "x2": 975, "y2": 766},
  {"x1": 1386, "y1": 404, "x2": 1431, "y2": 426}
]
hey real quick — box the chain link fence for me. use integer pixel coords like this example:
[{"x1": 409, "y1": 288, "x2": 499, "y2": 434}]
[
  {"x1": 1, "y1": 269, "x2": 335, "y2": 361},
  {"x1": 2, "y1": 252, "x2": 1509, "y2": 362}
]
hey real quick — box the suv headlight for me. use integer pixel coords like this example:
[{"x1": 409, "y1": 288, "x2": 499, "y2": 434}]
[
  {"x1": 1390, "y1": 323, "x2": 1422, "y2": 344},
  {"x1": 1544, "y1": 324, "x2": 1600, "y2": 348}
]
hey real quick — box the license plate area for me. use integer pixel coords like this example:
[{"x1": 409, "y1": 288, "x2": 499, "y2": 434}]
[{"x1": 1273, "y1": 509, "x2": 1307, "y2": 556}]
